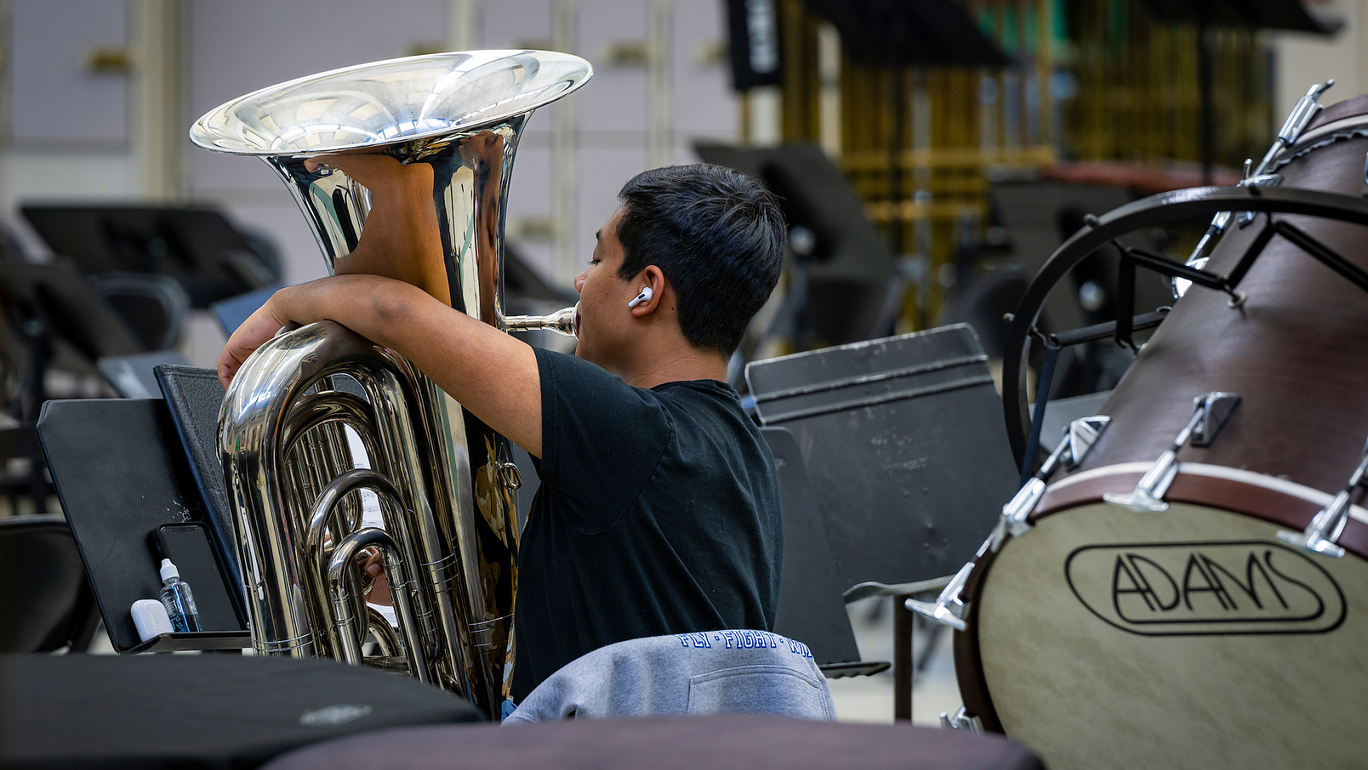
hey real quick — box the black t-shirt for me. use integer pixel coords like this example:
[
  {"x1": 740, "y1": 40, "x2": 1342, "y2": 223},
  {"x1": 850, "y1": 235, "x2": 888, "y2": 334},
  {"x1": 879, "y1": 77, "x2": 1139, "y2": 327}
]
[{"x1": 510, "y1": 348, "x2": 783, "y2": 702}]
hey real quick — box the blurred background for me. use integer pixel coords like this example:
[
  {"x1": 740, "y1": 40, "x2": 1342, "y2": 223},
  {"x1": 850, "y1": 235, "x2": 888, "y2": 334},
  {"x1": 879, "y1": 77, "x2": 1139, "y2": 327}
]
[
  {"x1": 0, "y1": 0, "x2": 1355, "y2": 383},
  {"x1": 0, "y1": 0, "x2": 1358, "y2": 723}
]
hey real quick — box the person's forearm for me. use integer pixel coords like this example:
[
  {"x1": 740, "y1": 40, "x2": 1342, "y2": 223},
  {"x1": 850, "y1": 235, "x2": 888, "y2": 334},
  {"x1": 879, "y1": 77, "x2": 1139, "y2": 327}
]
[
  {"x1": 271, "y1": 274, "x2": 437, "y2": 350},
  {"x1": 265, "y1": 274, "x2": 544, "y2": 456}
]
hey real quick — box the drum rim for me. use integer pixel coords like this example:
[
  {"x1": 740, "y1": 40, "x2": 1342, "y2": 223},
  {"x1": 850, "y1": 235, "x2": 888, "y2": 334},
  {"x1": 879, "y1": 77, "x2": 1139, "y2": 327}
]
[
  {"x1": 954, "y1": 462, "x2": 1368, "y2": 735},
  {"x1": 1033, "y1": 462, "x2": 1368, "y2": 558}
]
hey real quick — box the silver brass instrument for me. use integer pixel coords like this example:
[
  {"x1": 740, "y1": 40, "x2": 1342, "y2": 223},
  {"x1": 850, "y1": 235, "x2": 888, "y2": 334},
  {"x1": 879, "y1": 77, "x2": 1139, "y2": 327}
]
[{"x1": 191, "y1": 51, "x2": 591, "y2": 718}]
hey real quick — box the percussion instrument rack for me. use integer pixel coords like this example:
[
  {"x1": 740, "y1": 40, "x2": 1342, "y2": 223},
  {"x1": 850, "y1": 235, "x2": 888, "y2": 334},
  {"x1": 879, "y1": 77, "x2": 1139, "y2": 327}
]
[{"x1": 1000, "y1": 185, "x2": 1368, "y2": 469}]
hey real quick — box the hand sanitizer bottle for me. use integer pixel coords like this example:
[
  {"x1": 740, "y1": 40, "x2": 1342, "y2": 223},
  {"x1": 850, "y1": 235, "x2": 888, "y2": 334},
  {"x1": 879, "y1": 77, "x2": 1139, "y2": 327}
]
[{"x1": 159, "y1": 559, "x2": 202, "y2": 632}]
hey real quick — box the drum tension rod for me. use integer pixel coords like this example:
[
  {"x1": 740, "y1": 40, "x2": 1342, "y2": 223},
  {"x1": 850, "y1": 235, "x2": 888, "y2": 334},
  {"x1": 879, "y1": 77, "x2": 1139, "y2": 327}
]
[
  {"x1": 1104, "y1": 391, "x2": 1241, "y2": 513},
  {"x1": 992, "y1": 415, "x2": 1111, "y2": 552},
  {"x1": 910, "y1": 416, "x2": 1112, "y2": 633},
  {"x1": 906, "y1": 561, "x2": 974, "y2": 632},
  {"x1": 1277, "y1": 438, "x2": 1368, "y2": 559}
]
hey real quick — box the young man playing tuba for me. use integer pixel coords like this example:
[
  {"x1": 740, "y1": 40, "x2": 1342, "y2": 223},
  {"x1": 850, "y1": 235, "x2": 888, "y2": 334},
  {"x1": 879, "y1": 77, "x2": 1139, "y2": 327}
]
[{"x1": 219, "y1": 161, "x2": 787, "y2": 707}]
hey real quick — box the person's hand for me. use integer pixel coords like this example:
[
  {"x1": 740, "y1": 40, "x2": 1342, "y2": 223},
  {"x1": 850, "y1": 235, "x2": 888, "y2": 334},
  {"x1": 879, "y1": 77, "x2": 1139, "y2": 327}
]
[
  {"x1": 307, "y1": 153, "x2": 449, "y2": 303},
  {"x1": 218, "y1": 289, "x2": 294, "y2": 389},
  {"x1": 361, "y1": 549, "x2": 393, "y2": 606}
]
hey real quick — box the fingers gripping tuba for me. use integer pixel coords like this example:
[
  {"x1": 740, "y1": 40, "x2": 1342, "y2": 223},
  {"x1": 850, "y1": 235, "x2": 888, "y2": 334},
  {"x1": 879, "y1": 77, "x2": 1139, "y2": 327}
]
[{"x1": 192, "y1": 51, "x2": 591, "y2": 717}]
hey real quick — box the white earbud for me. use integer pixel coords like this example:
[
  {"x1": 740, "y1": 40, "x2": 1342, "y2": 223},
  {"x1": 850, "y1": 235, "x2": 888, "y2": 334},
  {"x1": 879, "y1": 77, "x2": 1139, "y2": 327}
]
[{"x1": 627, "y1": 286, "x2": 653, "y2": 308}]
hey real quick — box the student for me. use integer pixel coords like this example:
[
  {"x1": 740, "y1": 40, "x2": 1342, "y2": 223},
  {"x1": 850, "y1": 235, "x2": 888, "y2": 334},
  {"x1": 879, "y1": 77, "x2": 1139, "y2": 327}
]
[{"x1": 219, "y1": 162, "x2": 787, "y2": 705}]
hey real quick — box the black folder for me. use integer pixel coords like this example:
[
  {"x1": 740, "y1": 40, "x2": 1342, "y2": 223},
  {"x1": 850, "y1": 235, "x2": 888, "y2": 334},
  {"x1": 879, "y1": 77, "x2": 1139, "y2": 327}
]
[{"x1": 153, "y1": 364, "x2": 242, "y2": 606}]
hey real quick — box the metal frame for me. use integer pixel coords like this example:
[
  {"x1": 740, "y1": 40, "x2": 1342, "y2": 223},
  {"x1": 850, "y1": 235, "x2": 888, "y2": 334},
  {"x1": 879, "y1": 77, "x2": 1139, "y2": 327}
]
[{"x1": 1002, "y1": 185, "x2": 1368, "y2": 468}]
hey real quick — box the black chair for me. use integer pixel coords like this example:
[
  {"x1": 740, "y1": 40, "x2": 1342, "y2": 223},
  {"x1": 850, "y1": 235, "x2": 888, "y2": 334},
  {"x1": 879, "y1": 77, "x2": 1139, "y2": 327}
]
[
  {"x1": 0, "y1": 514, "x2": 100, "y2": 653},
  {"x1": 91, "y1": 272, "x2": 190, "y2": 352},
  {"x1": 0, "y1": 423, "x2": 51, "y2": 516}
]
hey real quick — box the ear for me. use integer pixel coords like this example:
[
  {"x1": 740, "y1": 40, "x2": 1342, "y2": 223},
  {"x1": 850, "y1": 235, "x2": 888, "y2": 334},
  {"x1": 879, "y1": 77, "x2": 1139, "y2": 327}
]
[{"x1": 629, "y1": 265, "x2": 667, "y2": 318}]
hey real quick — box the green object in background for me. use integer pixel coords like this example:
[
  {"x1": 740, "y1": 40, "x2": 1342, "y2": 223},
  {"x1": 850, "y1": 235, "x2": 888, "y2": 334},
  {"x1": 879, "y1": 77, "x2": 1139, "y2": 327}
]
[
  {"x1": 1002, "y1": 2, "x2": 1020, "y2": 53},
  {"x1": 978, "y1": 5, "x2": 995, "y2": 39},
  {"x1": 1108, "y1": 0, "x2": 1129, "y2": 51},
  {"x1": 1052, "y1": 0, "x2": 1068, "y2": 44}
]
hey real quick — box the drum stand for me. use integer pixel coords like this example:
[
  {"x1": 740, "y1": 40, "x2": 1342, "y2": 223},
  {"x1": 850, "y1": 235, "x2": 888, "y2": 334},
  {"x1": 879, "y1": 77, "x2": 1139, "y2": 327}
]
[{"x1": 999, "y1": 185, "x2": 1368, "y2": 473}]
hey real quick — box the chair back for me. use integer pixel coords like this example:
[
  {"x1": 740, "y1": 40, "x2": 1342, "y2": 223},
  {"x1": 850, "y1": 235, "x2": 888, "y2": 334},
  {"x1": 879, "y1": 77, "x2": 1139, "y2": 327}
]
[
  {"x1": 0, "y1": 514, "x2": 99, "y2": 653},
  {"x1": 504, "y1": 632, "x2": 836, "y2": 723}
]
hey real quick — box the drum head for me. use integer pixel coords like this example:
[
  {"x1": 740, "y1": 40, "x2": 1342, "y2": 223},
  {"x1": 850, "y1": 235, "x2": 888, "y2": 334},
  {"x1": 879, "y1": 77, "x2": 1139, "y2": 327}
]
[{"x1": 975, "y1": 501, "x2": 1367, "y2": 770}]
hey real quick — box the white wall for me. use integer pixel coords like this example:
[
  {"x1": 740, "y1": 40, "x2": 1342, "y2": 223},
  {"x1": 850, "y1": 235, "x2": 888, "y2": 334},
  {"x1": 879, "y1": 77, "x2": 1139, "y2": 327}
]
[
  {"x1": 1, "y1": 0, "x2": 739, "y2": 285},
  {"x1": 1271, "y1": 0, "x2": 1368, "y2": 121}
]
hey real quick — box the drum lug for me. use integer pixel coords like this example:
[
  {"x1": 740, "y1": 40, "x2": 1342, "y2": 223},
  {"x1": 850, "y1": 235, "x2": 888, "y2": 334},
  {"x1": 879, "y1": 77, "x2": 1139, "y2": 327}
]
[
  {"x1": 1277, "y1": 439, "x2": 1368, "y2": 559},
  {"x1": 1105, "y1": 392, "x2": 1240, "y2": 512},
  {"x1": 907, "y1": 561, "x2": 974, "y2": 632},
  {"x1": 991, "y1": 415, "x2": 1110, "y2": 550},
  {"x1": 939, "y1": 706, "x2": 984, "y2": 733}
]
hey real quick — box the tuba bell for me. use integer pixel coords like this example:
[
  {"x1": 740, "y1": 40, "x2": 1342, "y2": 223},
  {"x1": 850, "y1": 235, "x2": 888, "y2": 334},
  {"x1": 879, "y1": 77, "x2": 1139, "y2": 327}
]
[{"x1": 191, "y1": 50, "x2": 591, "y2": 718}]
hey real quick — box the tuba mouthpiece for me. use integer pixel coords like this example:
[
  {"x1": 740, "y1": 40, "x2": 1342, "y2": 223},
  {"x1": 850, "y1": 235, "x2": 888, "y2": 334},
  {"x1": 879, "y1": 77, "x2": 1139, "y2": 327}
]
[{"x1": 505, "y1": 304, "x2": 578, "y2": 338}]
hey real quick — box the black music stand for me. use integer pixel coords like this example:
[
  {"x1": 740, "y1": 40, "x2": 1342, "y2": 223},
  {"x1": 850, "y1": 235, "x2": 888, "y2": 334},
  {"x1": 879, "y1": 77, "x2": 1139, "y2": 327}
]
[
  {"x1": 803, "y1": 0, "x2": 1008, "y2": 68},
  {"x1": 20, "y1": 205, "x2": 276, "y2": 307},
  {"x1": 765, "y1": 427, "x2": 889, "y2": 678},
  {"x1": 694, "y1": 143, "x2": 900, "y2": 350},
  {"x1": 746, "y1": 323, "x2": 1019, "y2": 718},
  {"x1": 1137, "y1": 0, "x2": 1338, "y2": 183},
  {"x1": 37, "y1": 398, "x2": 250, "y2": 653}
]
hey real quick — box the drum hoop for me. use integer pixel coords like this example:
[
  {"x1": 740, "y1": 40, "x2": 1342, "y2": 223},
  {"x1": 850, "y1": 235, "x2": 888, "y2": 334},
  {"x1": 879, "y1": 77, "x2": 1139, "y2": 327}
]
[
  {"x1": 1034, "y1": 462, "x2": 1368, "y2": 556},
  {"x1": 1272, "y1": 115, "x2": 1368, "y2": 172},
  {"x1": 955, "y1": 462, "x2": 1368, "y2": 733}
]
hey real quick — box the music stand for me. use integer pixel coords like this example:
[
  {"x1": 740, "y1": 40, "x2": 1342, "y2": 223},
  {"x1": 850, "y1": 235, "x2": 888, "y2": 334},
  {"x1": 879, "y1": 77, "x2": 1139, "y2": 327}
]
[
  {"x1": 37, "y1": 398, "x2": 250, "y2": 653},
  {"x1": 20, "y1": 205, "x2": 275, "y2": 307},
  {"x1": 803, "y1": 0, "x2": 1008, "y2": 68},
  {"x1": 765, "y1": 427, "x2": 889, "y2": 678},
  {"x1": 746, "y1": 323, "x2": 1019, "y2": 718}
]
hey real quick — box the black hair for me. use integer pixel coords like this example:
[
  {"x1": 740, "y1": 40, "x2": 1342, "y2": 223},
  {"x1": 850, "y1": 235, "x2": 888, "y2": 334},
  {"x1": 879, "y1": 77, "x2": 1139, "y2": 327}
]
[{"x1": 616, "y1": 164, "x2": 785, "y2": 356}]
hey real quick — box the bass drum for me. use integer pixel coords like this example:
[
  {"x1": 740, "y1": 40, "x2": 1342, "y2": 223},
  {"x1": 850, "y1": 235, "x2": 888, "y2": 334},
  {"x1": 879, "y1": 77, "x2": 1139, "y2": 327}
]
[
  {"x1": 956, "y1": 94, "x2": 1368, "y2": 770},
  {"x1": 956, "y1": 468, "x2": 1368, "y2": 770}
]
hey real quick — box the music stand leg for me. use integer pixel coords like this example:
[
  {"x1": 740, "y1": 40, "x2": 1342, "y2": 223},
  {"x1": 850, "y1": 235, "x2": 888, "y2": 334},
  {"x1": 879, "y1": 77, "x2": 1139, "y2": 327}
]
[{"x1": 894, "y1": 593, "x2": 913, "y2": 721}]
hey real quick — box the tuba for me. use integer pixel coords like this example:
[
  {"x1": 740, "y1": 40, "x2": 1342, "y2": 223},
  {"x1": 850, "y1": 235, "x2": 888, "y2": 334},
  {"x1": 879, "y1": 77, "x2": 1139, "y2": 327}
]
[{"x1": 191, "y1": 51, "x2": 590, "y2": 718}]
